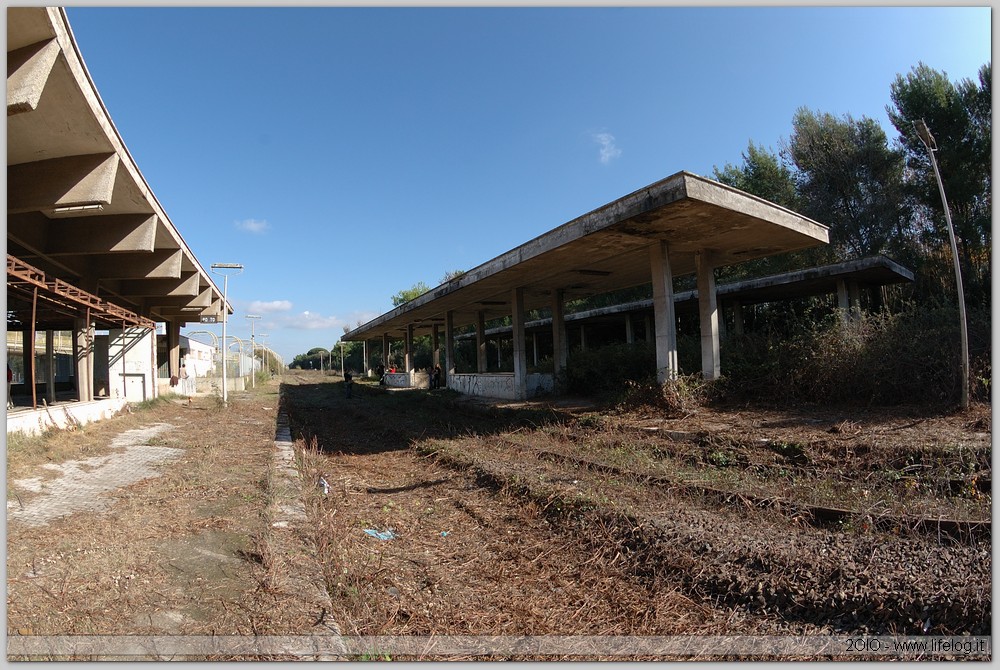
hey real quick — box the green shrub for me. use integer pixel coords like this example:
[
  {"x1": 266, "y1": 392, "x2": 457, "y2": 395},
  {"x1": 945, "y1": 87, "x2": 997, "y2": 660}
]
[
  {"x1": 720, "y1": 304, "x2": 990, "y2": 406},
  {"x1": 559, "y1": 303, "x2": 988, "y2": 408},
  {"x1": 564, "y1": 342, "x2": 656, "y2": 401}
]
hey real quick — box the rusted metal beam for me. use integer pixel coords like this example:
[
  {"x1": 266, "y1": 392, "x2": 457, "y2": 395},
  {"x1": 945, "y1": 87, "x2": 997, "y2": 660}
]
[{"x1": 7, "y1": 254, "x2": 155, "y2": 329}]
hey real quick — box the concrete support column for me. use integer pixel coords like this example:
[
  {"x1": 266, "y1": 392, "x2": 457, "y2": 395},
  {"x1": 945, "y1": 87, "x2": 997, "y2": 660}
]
[
  {"x1": 363, "y1": 340, "x2": 369, "y2": 376},
  {"x1": 73, "y1": 317, "x2": 94, "y2": 402},
  {"x1": 512, "y1": 287, "x2": 527, "y2": 401},
  {"x1": 649, "y1": 241, "x2": 678, "y2": 383},
  {"x1": 848, "y1": 281, "x2": 861, "y2": 320},
  {"x1": 445, "y1": 311, "x2": 456, "y2": 383},
  {"x1": 382, "y1": 333, "x2": 390, "y2": 367},
  {"x1": 696, "y1": 250, "x2": 720, "y2": 380},
  {"x1": 837, "y1": 279, "x2": 849, "y2": 312},
  {"x1": 431, "y1": 324, "x2": 440, "y2": 370},
  {"x1": 168, "y1": 319, "x2": 181, "y2": 379},
  {"x1": 405, "y1": 324, "x2": 414, "y2": 373},
  {"x1": 150, "y1": 324, "x2": 159, "y2": 399},
  {"x1": 45, "y1": 330, "x2": 56, "y2": 403},
  {"x1": 476, "y1": 311, "x2": 487, "y2": 373},
  {"x1": 732, "y1": 301, "x2": 745, "y2": 336},
  {"x1": 551, "y1": 290, "x2": 567, "y2": 380},
  {"x1": 580, "y1": 324, "x2": 587, "y2": 351},
  {"x1": 532, "y1": 332, "x2": 539, "y2": 367},
  {"x1": 837, "y1": 279, "x2": 862, "y2": 327},
  {"x1": 625, "y1": 314, "x2": 634, "y2": 344}
]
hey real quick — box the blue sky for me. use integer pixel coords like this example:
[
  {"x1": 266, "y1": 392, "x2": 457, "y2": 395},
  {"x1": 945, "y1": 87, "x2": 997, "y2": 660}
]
[{"x1": 62, "y1": 5, "x2": 991, "y2": 364}]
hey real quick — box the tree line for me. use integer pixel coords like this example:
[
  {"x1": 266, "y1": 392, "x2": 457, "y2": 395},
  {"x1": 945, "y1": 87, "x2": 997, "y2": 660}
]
[{"x1": 712, "y1": 61, "x2": 990, "y2": 307}]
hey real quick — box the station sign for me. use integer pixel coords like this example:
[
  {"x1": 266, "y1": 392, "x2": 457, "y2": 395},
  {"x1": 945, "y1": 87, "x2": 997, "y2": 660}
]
[{"x1": 199, "y1": 315, "x2": 219, "y2": 324}]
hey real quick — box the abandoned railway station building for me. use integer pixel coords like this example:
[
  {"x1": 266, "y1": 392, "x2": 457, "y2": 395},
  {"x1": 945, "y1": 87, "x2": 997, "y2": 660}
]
[
  {"x1": 6, "y1": 7, "x2": 232, "y2": 433},
  {"x1": 8, "y1": 7, "x2": 917, "y2": 420},
  {"x1": 343, "y1": 174, "x2": 914, "y2": 400}
]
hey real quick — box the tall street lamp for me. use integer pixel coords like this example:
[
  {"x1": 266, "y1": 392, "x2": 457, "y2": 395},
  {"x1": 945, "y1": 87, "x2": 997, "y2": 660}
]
[
  {"x1": 913, "y1": 119, "x2": 969, "y2": 410},
  {"x1": 211, "y1": 263, "x2": 243, "y2": 407},
  {"x1": 245, "y1": 314, "x2": 261, "y2": 388}
]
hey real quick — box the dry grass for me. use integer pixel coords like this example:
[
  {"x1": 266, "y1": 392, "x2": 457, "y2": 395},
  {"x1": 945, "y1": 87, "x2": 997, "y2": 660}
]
[
  {"x1": 281, "y1": 374, "x2": 991, "y2": 658},
  {"x1": 6, "y1": 381, "x2": 325, "y2": 660},
  {"x1": 10, "y1": 372, "x2": 986, "y2": 660}
]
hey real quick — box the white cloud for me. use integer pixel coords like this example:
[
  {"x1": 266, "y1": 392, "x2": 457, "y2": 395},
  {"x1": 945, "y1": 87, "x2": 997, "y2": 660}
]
[
  {"x1": 248, "y1": 299, "x2": 292, "y2": 314},
  {"x1": 592, "y1": 132, "x2": 622, "y2": 164},
  {"x1": 234, "y1": 218, "x2": 270, "y2": 234},
  {"x1": 282, "y1": 311, "x2": 345, "y2": 331}
]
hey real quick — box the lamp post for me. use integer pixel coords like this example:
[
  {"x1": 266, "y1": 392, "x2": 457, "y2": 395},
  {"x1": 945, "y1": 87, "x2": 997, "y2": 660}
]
[
  {"x1": 913, "y1": 119, "x2": 969, "y2": 410},
  {"x1": 211, "y1": 263, "x2": 243, "y2": 407},
  {"x1": 245, "y1": 314, "x2": 260, "y2": 388}
]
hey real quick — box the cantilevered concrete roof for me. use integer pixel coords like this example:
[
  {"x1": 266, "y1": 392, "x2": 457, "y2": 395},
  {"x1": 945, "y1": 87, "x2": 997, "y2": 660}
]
[
  {"x1": 469, "y1": 256, "x2": 916, "y2": 336},
  {"x1": 344, "y1": 171, "x2": 830, "y2": 341},
  {"x1": 7, "y1": 7, "x2": 227, "y2": 330}
]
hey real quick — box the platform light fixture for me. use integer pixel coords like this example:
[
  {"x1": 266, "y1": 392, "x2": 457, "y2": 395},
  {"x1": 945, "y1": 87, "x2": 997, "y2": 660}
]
[{"x1": 52, "y1": 203, "x2": 104, "y2": 213}]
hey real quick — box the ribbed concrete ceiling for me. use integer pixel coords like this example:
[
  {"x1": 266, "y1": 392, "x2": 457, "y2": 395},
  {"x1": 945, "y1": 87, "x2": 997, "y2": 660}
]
[{"x1": 6, "y1": 7, "x2": 226, "y2": 330}]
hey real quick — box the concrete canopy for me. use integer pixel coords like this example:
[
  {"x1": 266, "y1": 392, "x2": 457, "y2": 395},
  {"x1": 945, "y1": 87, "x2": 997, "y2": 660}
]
[
  {"x1": 343, "y1": 171, "x2": 830, "y2": 341},
  {"x1": 7, "y1": 7, "x2": 227, "y2": 331},
  {"x1": 466, "y1": 256, "x2": 916, "y2": 336}
]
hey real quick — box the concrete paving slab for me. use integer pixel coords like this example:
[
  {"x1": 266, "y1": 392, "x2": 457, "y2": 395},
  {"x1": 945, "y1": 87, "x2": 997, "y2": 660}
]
[{"x1": 7, "y1": 423, "x2": 179, "y2": 527}]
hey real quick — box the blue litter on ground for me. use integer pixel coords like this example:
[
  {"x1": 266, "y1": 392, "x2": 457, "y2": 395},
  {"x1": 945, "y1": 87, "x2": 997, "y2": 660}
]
[{"x1": 363, "y1": 528, "x2": 397, "y2": 541}]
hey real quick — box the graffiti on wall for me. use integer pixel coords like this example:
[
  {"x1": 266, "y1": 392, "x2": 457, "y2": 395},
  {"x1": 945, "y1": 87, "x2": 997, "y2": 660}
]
[{"x1": 448, "y1": 373, "x2": 515, "y2": 400}]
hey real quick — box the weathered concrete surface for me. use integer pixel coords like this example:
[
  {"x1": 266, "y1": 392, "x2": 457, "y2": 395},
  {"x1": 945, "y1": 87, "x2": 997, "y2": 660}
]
[
  {"x1": 7, "y1": 423, "x2": 178, "y2": 526},
  {"x1": 384, "y1": 371, "x2": 430, "y2": 389},
  {"x1": 7, "y1": 7, "x2": 228, "y2": 333},
  {"x1": 344, "y1": 171, "x2": 830, "y2": 342},
  {"x1": 5, "y1": 397, "x2": 129, "y2": 437},
  {"x1": 455, "y1": 255, "x2": 915, "y2": 338},
  {"x1": 445, "y1": 372, "x2": 553, "y2": 400},
  {"x1": 448, "y1": 373, "x2": 516, "y2": 400}
]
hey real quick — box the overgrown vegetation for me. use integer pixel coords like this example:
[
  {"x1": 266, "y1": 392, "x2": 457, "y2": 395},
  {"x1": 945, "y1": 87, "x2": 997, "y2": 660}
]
[
  {"x1": 721, "y1": 304, "x2": 990, "y2": 405},
  {"x1": 563, "y1": 342, "x2": 655, "y2": 401},
  {"x1": 562, "y1": 302, "x2": 989, "y2": 408}
]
